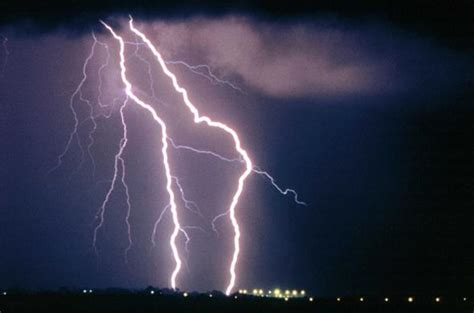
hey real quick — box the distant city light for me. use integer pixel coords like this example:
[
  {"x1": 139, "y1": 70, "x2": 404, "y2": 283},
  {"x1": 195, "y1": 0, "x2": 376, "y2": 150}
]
[
  {"x1": 241, "y1": 287, "x2": 308, "y2": 299},
  {"x1": 209, "y1": 294, "x2": 213, "y2": 298},
  {"x1": 337, "y1": 297, "x2": 341, "y2": 302},
  {"x1": 183, "y1": 292, "x2": 188, "y2": 297},
  {"x1": 150, "y1": 290, "x2": 155, "y2": 295},
  {"x1": 88, "y1": 289, "x2": 93, "y2": 293},
  {"x1": 284, "y1": 297, "x2": 289, "y2": 302},
  {"x1": 384, "y1": 297, "x2": 389, "y2": 302},
  {"x1": 82, "y1": 289, "x2": 87, "y2": 294},
  {"x1": 408, "y1": 297, "x2": 414, "y2": 303},
  {"x1": 2, "y1": 292, "x2": 7, "y2": 296},
  {"x1": 309, "y1": 297, "x2": 314, "y2": 302},
  {"x1": 360, "y1": 297, "x2": 364, "y2": 302},
  {"x1": 463, "y1": 297, "x2": 467, "y2": 301},
  {"x1": 435, "y1": 297, "x2": 440, "y2": 302},
  {"x1": 234, "y1": 295, "x2": 238, "y2": 299}
]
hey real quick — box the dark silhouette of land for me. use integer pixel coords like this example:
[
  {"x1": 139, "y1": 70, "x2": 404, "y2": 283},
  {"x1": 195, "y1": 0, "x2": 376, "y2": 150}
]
[{"x1": 0, "y1": 289, "x2": 471, "y2": 313}]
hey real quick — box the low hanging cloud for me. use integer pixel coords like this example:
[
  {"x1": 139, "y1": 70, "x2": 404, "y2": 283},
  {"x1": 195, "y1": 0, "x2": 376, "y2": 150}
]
[{"x1": 141, "y1": 16, "x2": 470, "y2": 98}]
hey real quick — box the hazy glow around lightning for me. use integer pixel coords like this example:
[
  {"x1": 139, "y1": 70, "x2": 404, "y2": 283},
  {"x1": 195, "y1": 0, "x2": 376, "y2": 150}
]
[
  {"x1": 101, "y1": 21, "x2": 183, "y2": 290},
  {"x1": 129, "y1": 17, "x2": 253, "y2": 295}
]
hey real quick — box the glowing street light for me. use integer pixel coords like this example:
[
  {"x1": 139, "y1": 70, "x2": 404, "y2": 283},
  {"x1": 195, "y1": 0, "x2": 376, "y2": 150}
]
[
  {"x1": 183, "y1": 292, "x2": 188, "y2": 297},
  {"x1": 150, "y1": 290, "x2": 155, "y2": 295},
  {"x1": 300, "y1": 290, "x2": 306, "y2": 296},
  {"x1": 337, "y1": 297, "x2": 341, "y2": 302},
  {"x1": 359, "y1": 297, "x2": 364, "y2": 302},
  {"x1": 384, "y1": 297, "x2": 389, "y2": 302},
  {"x1": 408, "y1": 297, "x2": 414, "y2": 303},
  {"x1": 435, "y1": 297, "x2": 440, "y2": 302},
  {"x1": 309, "y1": 297, "x2": 314, "y2": 302}
]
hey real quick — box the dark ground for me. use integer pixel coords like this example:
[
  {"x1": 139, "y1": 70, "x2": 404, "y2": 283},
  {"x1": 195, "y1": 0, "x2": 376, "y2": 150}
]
[{"x1": 0, "y1": 293, "x2": 472, "y2": 313}]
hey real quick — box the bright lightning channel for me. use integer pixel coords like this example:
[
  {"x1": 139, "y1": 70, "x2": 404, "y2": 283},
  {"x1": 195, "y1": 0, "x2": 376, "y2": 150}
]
[
  {"x1": 101, "y1": 21, "x2": 184, "y2": 290},
  {"x1": 128, "y1": 17, "x2": 253, "y2": 295}
]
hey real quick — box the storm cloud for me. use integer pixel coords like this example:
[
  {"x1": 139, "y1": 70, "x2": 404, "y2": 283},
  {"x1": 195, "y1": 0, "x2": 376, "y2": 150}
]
[{"x1": 137, "y1": 17, "x2": 471, "y2": 98}]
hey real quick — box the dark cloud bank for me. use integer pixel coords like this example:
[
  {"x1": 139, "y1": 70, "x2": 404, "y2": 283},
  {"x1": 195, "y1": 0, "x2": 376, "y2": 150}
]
[{"x1": 0, "y1": 0, "x2": 473, "y2": 51}]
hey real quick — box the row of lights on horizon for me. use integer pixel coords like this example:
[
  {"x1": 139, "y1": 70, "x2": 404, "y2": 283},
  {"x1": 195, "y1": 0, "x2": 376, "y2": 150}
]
[
  {"x1": 0, "y1": 290, "x2": 469, "y2": 303},
  {"x1": 235, "y1": 290, "x2": 468, "y2": 303},
  {"x1": 238, "y1": 288, "x2": 306, "y2": 296}
]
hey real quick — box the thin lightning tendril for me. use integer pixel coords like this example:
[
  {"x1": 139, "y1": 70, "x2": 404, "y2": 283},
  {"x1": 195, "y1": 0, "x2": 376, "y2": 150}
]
[
  {"x1": 128, "y1": 17, "x2": 252, "y2": 295},
  {"x1": 169, "y1": 140, "x2": 307, "y2": 236},
  {"x1": 93, "y1": 96, "x2": 132, "y2": 263},
  {"x1": 49, "y1": 35, "x2": 97, "y2": 175},
  {"x1": 165, "y1": 60, "x2": 245, "y2": 94},
  {"x1": 172, "y1": 176, "x2": 205, "y2": 219},
  {"x1": 96, "y1": 38, "x2": 111, "y2": 111},
  {"x1": 170, "y1": 140, "x2": 306, "y2": 204}
]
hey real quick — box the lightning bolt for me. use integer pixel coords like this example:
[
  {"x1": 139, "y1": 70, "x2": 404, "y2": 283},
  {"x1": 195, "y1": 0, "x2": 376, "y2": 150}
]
[
  {"x1": 50, "y1": 17, "x2": 304, "y2": 294},
  {"x1": 101, "y1": 21, "x2": 183, "y2": 290},
  {"x1": 128, "y1": 17, "x2": 253, "y2": 295}
]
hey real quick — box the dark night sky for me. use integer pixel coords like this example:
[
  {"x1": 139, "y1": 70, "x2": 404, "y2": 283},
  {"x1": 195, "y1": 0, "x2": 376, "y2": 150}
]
[{"x1": 0, "y1": 0, "x2": 473, "y2": 296}]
